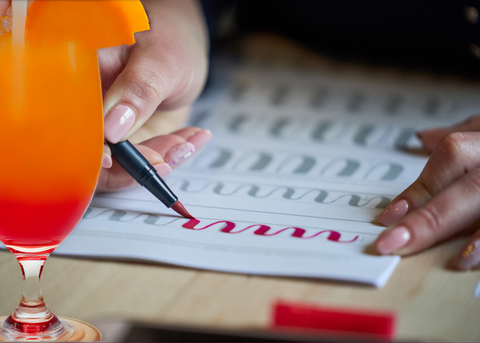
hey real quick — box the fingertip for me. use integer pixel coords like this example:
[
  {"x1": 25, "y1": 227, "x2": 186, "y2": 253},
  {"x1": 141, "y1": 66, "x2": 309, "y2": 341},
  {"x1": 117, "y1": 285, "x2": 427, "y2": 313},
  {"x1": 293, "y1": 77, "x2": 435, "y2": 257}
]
[
  {"x1": 378, "y1": 199, "x2": 409, "y2": 226},
  {"x1": 374, "y1": 226, "x2": 411, "y2": 255},
  {"x1": 452, "y1": 238, "x2": 480, "y2": 270},
  {"x1": 153, "y1": 162, "x2": 172, "y2": 178},
  {"x1": 164, "y1": 142, "x2": 195, "y2": 166},
  {"x1": 135, "y1": 143, "x2": 164, "y2": 166},
  {"x1": 187, "y1": 129, "x2": 212, "y2": 149},
  {"x1": 104, "y1": 104, "x2": 136, "y2": 144},
  {"x1": 102, "y1": 144, "x2": 112, "y2": 169},
  {"x1": 102, "y1": 152, "x2": 113, "y2": 169},
  {"x1": 416, "y1": 128, "x2": 449, "y2": 153}
]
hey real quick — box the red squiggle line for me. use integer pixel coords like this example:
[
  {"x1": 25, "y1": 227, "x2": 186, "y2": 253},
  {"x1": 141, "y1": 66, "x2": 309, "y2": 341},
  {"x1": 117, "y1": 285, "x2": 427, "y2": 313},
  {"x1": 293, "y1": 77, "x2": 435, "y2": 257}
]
[
  {"x1": 182, "y1": 219, "x2": 236, "y2": 232},
  {"x1": 182, "y1": 219, "x2": 358, "y2": 243}
]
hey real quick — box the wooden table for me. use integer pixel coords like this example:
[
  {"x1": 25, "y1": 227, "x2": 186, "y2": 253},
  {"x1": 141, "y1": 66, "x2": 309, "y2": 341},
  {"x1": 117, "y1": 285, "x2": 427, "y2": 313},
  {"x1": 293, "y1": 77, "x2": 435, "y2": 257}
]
[{"x1": 0, "y1": 235, "x2": 479, "y2": 342}]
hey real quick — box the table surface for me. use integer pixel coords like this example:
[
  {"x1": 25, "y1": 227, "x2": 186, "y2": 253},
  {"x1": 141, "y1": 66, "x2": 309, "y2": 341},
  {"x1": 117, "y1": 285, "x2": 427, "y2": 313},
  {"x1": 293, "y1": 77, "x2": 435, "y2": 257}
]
[{"x1": 0, "y1": 234, "x2": 479, "y2": 342}]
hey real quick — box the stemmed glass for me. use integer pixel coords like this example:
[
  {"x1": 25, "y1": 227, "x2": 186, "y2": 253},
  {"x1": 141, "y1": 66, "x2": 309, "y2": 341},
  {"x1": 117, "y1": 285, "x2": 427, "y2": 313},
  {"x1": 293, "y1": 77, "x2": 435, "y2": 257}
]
[{"x1": 0, "y1": 11, "x2": 102, "y2": 342}]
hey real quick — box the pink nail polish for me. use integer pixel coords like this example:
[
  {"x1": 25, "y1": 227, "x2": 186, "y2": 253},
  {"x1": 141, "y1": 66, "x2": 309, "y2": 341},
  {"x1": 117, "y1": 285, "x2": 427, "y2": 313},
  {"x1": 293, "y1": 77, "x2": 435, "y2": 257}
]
[
  {"x1": 154, "y1": 163, "x2": 172, "y2": 178},
  {"x1": 187, "y1": 129, "x2": 212, "y2": 149},
  {"x1": 104, "y1": 105, "x2": 136, "y2": 143},
  {"x1": 164, "y1": 142, "x2": 196, "y2": 166},
  {"x1": 102, "y1": 152, "x2": 112, "y2": 169},
  {"x1": 375, "y1": 226, "x2": 410, "y2": 255},
  {"x1": 454, "y1": 239, "x2": 480, "y2": 270},
  {"x1": 379, "y1": 200, "x2": 409, "y2": 226}
]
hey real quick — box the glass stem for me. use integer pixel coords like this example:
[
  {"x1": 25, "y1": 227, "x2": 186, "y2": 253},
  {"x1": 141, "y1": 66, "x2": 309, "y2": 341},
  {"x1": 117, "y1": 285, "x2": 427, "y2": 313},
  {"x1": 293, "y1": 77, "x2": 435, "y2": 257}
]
[{"x1": 10, "y1": 254, "x2": 58, "y2": 327}]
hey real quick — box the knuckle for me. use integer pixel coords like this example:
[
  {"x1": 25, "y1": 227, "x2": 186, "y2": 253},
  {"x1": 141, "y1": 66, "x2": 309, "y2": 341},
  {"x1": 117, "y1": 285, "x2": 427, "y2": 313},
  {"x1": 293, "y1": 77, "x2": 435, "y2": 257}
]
[
  {"x1": 436, "y1": 132, "x2": 470, "y2": 163},
  {"x1": 411, "y1": 178, "x2": 434, "y2": 201},
  {"x1": 415, "y1": 205, "x2": 444, "y2": 236},
  {"x1": 128, "y1": 69, "x2": 165, "y2": 106},
  {"x1": 170, "y1": 66, "x2": 205, "y2": 106}
]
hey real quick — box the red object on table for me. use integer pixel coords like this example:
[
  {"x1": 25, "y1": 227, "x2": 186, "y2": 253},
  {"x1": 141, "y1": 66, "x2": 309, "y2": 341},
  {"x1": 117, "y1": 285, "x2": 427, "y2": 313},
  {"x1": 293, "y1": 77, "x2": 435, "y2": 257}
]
[{"x1": 272, "y1": 301, "x2": 396, "y2": 341}]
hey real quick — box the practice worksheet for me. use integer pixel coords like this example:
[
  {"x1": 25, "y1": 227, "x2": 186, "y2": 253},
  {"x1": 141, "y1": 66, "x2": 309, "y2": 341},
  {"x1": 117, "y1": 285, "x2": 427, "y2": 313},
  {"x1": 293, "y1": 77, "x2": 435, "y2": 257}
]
[{"x1": 52, "y1": 41, "x2": 480, "y2": 287}]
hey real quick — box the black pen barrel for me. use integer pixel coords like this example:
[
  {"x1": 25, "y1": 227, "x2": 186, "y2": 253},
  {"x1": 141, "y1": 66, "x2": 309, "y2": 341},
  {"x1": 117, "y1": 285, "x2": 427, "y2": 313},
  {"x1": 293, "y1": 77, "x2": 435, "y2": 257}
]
[{"x1": 107, "y1": 141, "x2": 178, "y2": 208}]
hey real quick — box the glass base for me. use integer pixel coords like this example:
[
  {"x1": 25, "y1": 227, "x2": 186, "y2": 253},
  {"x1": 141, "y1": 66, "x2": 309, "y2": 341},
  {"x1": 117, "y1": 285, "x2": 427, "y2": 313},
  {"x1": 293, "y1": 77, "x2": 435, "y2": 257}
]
[{"x1": 0, "y1": 316, "x2": 101, "y2": 342}]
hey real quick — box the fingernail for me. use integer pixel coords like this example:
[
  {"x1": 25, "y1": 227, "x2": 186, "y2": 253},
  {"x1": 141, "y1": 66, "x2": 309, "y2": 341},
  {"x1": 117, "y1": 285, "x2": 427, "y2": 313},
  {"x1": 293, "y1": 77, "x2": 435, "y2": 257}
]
[
  {"x1": 375, "y1": 226, "x2": 410, "y2": 255},
  {"x1": 102, "y1": 144, "x2": 112, "y2": 169},
  {"x1": 379, "y1": 199, "x2": 409, "y2": 226},
  {"x1": 154, "y1": 163, "x2": 172, "y2": 178},
  {"x1": 187, "y1": 129, "x2": 212, "y2": 149},
  {"x1": 104, "y1": 105, "x2": 136, "y2": 143},
  {"x1": 102, "y1": 152, "x2": 112, "y2": 169},
  {"x1": 164, "y1": 142, "x2": 196, "y2": 166},
  {"x1": 454, "y1": 239, "x2": 480, "y2": 270}
]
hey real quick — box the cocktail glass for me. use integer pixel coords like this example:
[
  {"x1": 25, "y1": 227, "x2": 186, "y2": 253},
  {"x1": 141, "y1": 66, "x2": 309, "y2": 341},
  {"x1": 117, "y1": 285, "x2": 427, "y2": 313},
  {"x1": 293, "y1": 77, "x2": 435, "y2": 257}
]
[{"x1": 0, "y1": 13, "x2": 103, "y2": 342}]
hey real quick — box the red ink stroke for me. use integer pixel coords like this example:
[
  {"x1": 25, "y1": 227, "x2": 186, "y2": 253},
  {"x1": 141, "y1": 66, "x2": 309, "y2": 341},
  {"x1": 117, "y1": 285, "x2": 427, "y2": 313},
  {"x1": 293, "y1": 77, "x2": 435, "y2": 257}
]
[{"x1": 182, "y1": 219, "x2": 358, "y2": 243}]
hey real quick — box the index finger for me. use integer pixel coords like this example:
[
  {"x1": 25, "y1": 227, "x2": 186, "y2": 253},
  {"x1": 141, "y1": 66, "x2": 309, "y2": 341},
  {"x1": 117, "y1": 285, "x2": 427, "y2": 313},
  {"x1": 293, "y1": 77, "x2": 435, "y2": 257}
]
[
  {"x1": 374, "y1": 167, "x2": 480, "y2": 255},
  {"x1": 375, "y1": 132, "x2": 480, "y2": 255},
  {"x1": 379, "y1": 132, "x2": 480, "y2": 227}
]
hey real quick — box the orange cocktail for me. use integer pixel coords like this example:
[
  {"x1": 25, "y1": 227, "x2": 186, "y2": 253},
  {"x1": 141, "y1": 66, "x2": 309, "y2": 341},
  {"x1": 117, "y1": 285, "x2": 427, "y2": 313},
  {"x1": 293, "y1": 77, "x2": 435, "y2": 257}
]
[
  {"x1": 0, "y1": 0, "x2": 149, "y2": 253},
  {"x1": 0, "y1": 1, "x2": 149, "y2": 341},
  {"x1": 0, "y1": 37, "x2": 103, "y2": 253}
]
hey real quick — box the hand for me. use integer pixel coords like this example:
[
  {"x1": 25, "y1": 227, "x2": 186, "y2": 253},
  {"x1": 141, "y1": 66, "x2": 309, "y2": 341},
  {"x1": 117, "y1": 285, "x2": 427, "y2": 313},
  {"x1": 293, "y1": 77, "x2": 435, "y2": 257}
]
[
  {"x1": 374, "y1": 114, "x2": 480, "y2": 270},
  {"x1": 100, "y1": 0, "x2": 208, "y2": 143},
  {"x1": 98, "y1": 0, "x2": 210, "y2": 190},
  {"x1": 98, "y1": 126, "x2": 211, "y2": 191}
]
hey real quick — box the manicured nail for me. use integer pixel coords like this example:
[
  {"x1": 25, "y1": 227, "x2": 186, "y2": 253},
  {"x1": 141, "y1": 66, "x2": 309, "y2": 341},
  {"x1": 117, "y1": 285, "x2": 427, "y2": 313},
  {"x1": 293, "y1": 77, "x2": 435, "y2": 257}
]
[
  {"x1": 454, "y1": 239, "x2": 480, "y2": 270},
  {"x1": 164, "y1": 142, "x2": 196, "y2": 166},
  {"x1": 375, "y1": 226, "x2": 410, "y2": 255},
  {"x1": 154, "y1": 163, "x2": 172, "y2": 178},
  {"x1": 102, "y1": 152, "x2": 112, "y2": 169},
  {"x1": 379, "y1": 200, "x2": 409, "y2": 226},
  {"x1": 187, "y1": 129, "x2": 212, "y2": 149},
  {"x1": 102, "y1": 144, "x2": 112, "y2": 169},
  {"x1": 104, "y1": 105, "x2": 136, "y2": 143}
]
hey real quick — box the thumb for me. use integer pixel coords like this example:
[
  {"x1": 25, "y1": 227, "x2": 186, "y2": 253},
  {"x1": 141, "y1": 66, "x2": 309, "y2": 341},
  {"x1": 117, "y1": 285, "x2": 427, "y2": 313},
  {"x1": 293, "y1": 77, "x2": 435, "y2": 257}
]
[
  {"x1": 101, "y1": 0, "x2": 208, "y2": 144},
  {"x1": 102, "y1": 48, "x2": 175, "y2": 144}
]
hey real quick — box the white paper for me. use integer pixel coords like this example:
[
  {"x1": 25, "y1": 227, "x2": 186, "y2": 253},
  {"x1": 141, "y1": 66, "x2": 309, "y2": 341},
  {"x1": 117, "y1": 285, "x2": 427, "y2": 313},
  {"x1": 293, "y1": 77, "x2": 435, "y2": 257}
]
[{"x1": 31, "y1": 55, "x2": 480, "y2": 287}]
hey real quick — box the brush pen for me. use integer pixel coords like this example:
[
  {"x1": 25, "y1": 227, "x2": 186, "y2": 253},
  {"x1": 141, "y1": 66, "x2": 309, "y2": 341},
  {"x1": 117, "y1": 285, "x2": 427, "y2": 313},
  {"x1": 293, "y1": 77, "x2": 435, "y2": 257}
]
[{"x1": 107, "y1": 140, "x2": 194, "y2": 219}]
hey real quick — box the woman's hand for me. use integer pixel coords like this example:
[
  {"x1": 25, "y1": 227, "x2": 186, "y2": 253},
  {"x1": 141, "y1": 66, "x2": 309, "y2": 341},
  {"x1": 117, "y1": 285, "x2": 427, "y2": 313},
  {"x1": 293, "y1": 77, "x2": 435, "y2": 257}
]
[
  {"x1": 98, "y1": 126, "x2": 211, "y2": 191},
  {"x1": 100, "y1": 0, "x2": 208, "y2": 143},
  {"x1": 374, "y1": 114, "x2": 480, "y2": 270},
  {"x1": 98, "y1": 0, "x2": 210, "y2": 190}
]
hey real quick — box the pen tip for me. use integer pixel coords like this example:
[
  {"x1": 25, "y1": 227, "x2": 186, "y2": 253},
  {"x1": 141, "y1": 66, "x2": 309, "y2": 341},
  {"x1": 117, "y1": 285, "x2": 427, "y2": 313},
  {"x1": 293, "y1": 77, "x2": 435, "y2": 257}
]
[{"x1": 171, "y1": 201, "x2": 195, "y2": 219}]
